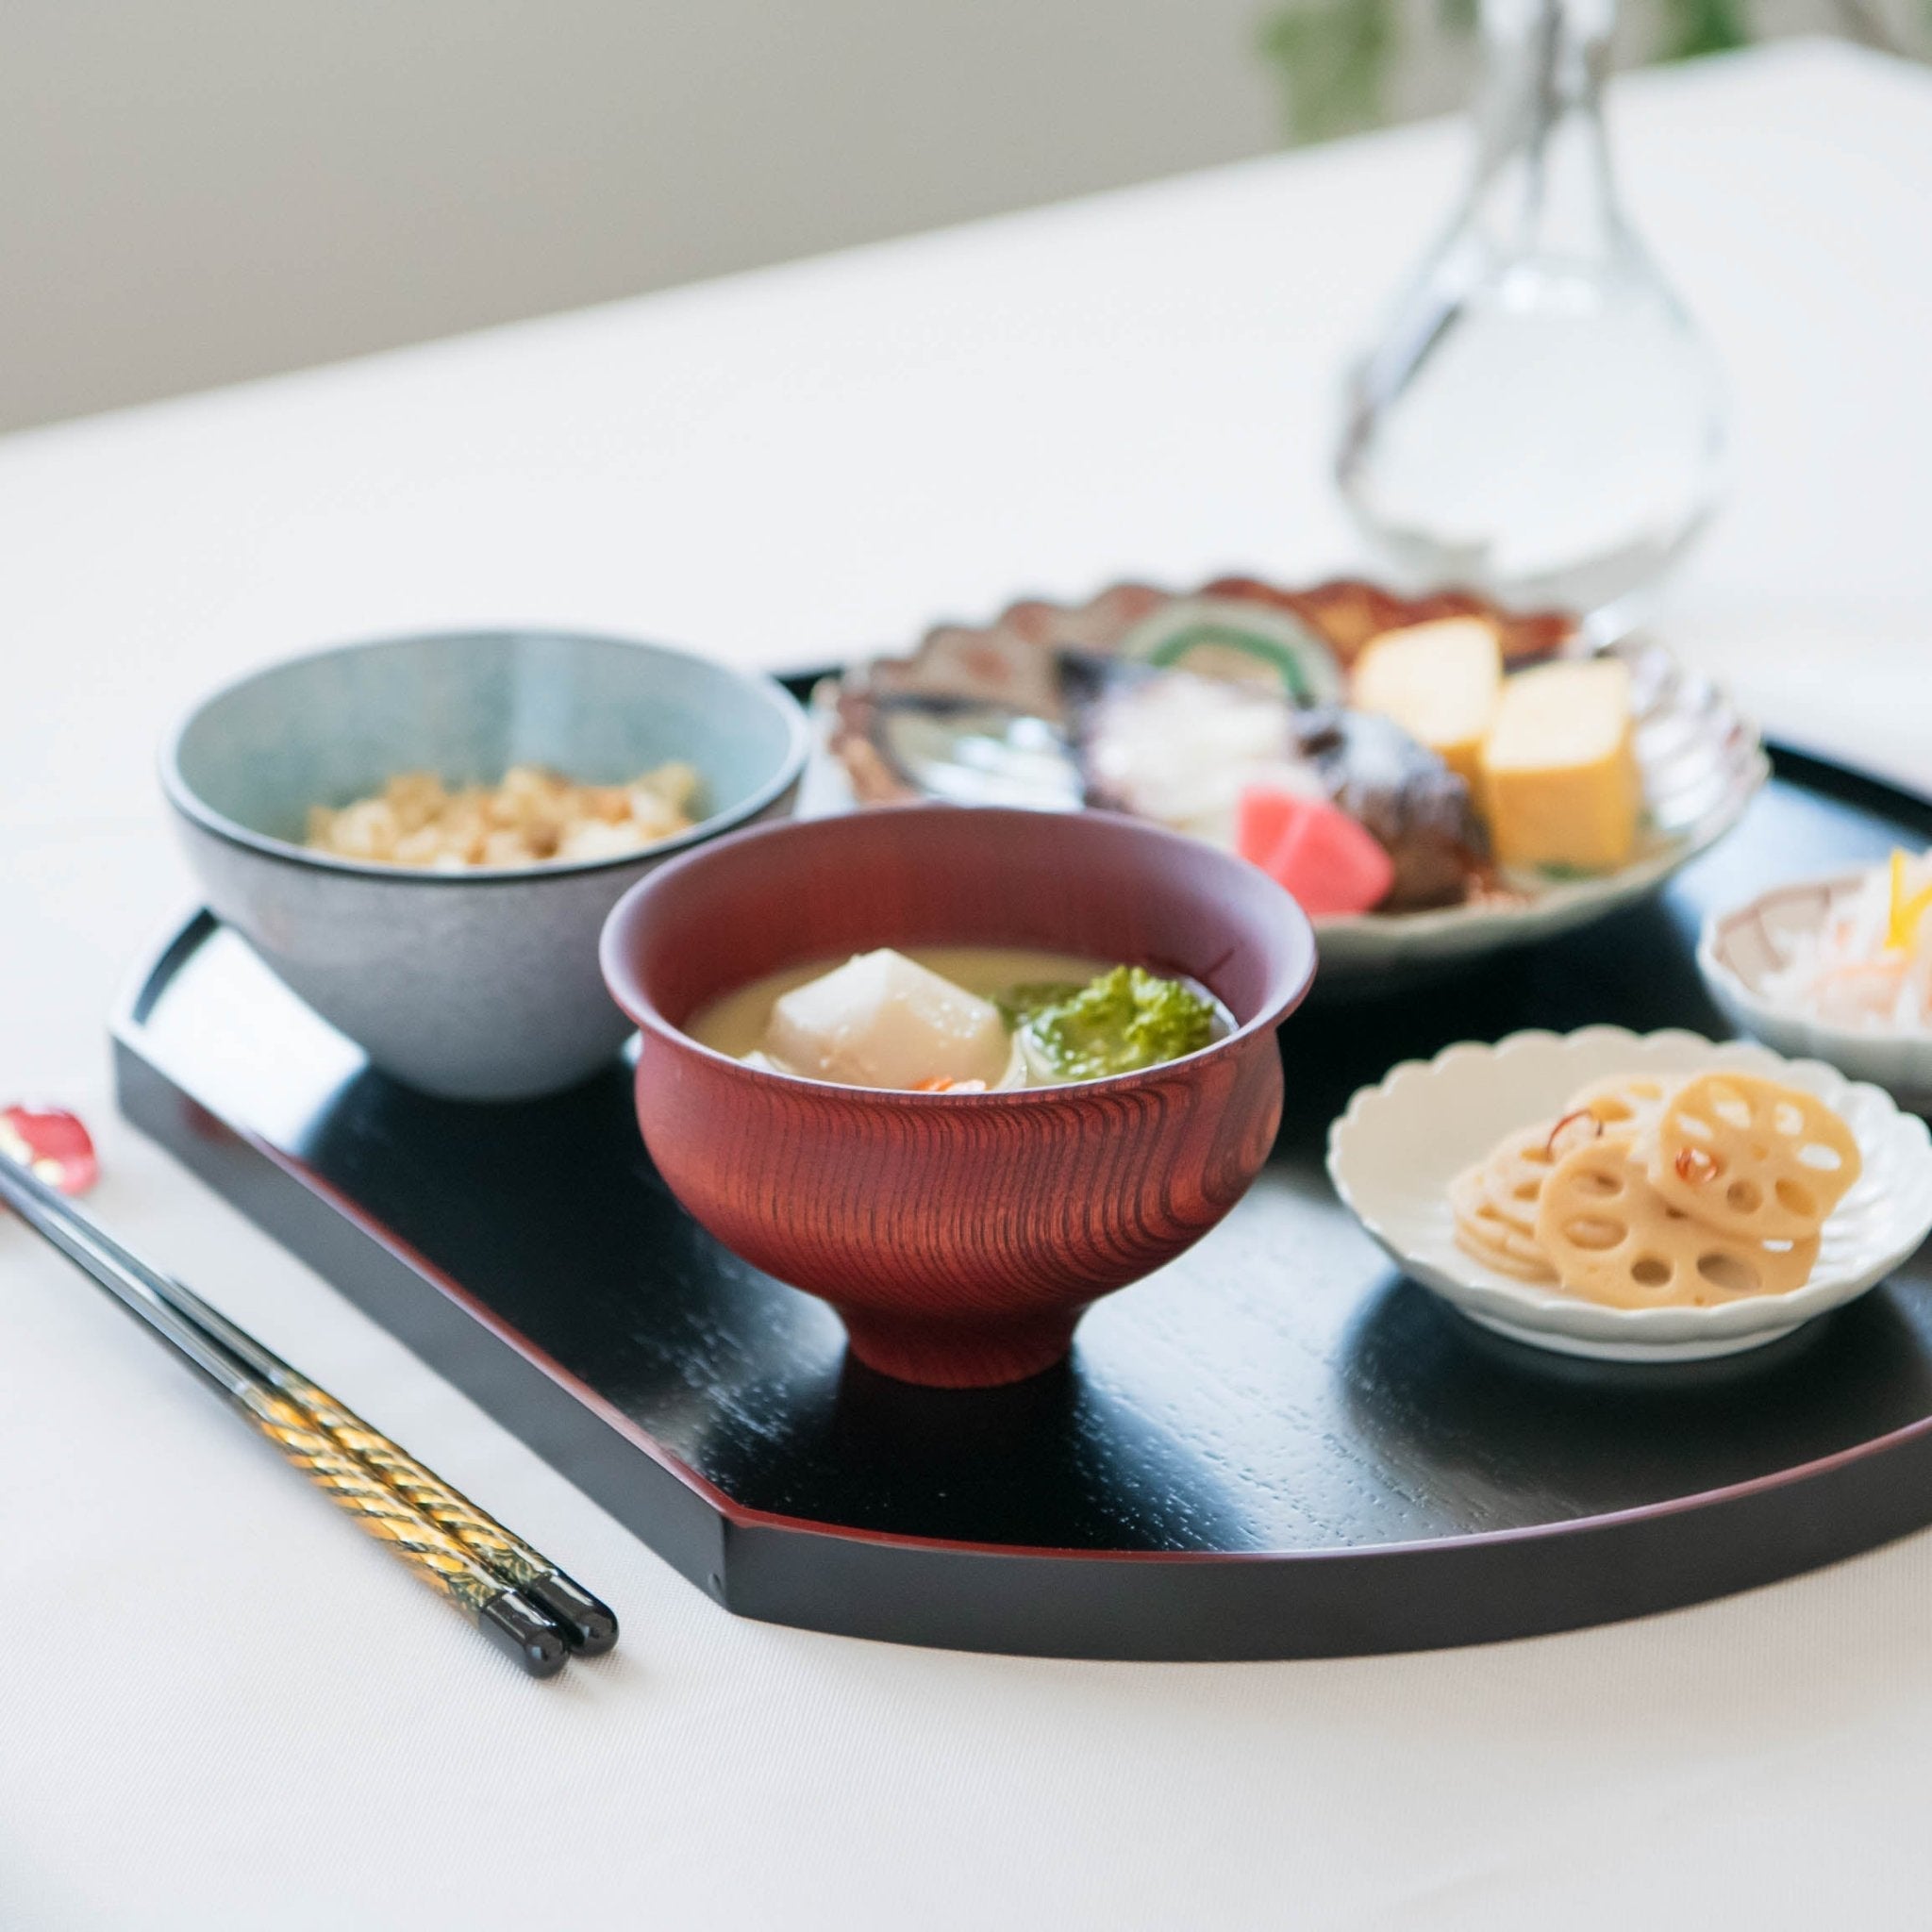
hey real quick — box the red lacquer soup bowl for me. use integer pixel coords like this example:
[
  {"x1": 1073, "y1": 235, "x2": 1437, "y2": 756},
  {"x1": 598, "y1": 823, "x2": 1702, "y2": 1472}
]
[{"x1": 599, "y1": 806, "x2": 1316, "y2": 1387}]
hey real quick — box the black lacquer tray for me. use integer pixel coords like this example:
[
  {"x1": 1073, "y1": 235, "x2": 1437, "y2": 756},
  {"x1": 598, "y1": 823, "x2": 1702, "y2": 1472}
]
[{"x1": 114, "y1": 746, "x2": 1932, "y2": 1659}]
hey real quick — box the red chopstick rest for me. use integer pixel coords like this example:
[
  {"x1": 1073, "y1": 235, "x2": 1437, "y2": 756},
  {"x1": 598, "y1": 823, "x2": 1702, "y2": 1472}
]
[{"x1": 0, "y1": 1106, "x2": 99, "y2": 1196}]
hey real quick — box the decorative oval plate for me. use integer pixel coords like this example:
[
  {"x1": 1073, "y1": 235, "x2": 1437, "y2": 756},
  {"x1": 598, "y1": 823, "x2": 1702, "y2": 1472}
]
[
  {"x1": 1326, "y1": 1025, "x2": 1932, "y2": 1361},
  {"x1": 815, "y1": 577, "x2": 1768, "y2": 984},
  {"x1": 1700, "y1": 872, "x2": 1932, "y2": 1113}
]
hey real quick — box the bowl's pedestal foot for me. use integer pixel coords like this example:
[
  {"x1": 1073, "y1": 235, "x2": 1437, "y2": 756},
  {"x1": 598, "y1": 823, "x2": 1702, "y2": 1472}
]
[{"x1": 835, "y1": 1305, "x2": 1087, "y2": 1389}]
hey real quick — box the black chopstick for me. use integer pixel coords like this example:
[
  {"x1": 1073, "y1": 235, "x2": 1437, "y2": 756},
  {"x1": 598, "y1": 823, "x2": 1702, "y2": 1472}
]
[{"x1": 0, "y1": 1151, "x2": 609, "y2": 1676}]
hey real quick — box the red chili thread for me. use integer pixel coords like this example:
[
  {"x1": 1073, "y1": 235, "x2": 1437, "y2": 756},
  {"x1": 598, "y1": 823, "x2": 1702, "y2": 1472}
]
[
  {"x1": 1674, "y1": 1145, "x2": 1716, "y2": 1184},
  {"x1": 1545, "y1": 1110, "x2": 1603, "y2": 1158}
]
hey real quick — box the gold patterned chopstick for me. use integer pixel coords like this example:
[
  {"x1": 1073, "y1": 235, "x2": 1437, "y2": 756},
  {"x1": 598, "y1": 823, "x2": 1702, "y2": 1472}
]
[
  {"x1": 179, "y1": 1312, "x2": 617, "y2": 1653},
  {"x1": 226, "y1": 1379, "x2": 569, "y2": 1673},
  {"x1": 0, "y1": 1150, "x2": 585, "y2": 1676},
  {"x1": 268, "y1": 1374, "x2": 616, "y2": 1651}
]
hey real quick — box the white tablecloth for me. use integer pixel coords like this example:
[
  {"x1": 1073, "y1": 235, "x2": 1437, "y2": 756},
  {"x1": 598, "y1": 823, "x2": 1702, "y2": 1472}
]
[{"x1": 4, "y1": 41, "x2": 1930, "y2": 1930}]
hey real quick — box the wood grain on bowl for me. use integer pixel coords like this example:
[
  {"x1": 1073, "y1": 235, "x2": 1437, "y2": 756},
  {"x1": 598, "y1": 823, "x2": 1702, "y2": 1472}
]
[{"x1": 601, "y1": 806, "x2": 1316, "y2": 1386}]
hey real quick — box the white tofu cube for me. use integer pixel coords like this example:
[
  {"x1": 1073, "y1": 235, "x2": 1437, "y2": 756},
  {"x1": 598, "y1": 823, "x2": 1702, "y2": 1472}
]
[{"x1": 764, "y1": 950, "x2": 1010, "y2": 1090}]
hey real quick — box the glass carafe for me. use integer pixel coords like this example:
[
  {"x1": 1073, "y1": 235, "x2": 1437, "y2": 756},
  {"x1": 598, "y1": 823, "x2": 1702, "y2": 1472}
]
[{"x1": 1334, "y1": 0, "x2": 1725, "y2": 635}]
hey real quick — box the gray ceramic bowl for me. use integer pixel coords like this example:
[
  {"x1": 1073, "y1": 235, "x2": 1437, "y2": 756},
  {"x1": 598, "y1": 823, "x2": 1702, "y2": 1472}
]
[{"x1": 163, "y1": 629, "x2": 809, "y2": 1101}]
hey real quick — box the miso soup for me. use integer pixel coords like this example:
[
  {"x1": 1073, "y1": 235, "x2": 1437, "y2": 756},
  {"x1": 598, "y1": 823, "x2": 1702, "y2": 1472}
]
[{"x1": 687, "y1": 945, "x2": 1230, "y2": 1092}]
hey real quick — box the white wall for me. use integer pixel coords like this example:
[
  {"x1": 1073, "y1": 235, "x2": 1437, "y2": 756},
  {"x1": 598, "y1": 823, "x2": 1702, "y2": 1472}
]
[{"x1": 0, "y1": 1, "x2": 1281, "y2": 432}]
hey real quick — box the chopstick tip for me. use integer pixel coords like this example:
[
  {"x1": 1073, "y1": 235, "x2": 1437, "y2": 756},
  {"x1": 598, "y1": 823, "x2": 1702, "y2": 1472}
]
[
  {"x1": 525, "y1": 1572, "x2": 619, "y2": 1656},
  {"x1": 480, "y1": 1591, "x2": 570, "y2": 1678}
]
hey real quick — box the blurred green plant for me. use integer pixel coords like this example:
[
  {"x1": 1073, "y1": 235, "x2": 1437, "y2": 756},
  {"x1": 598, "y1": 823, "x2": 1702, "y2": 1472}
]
[{"x1": 1257, "y1": 0, "x2": 1920, "y2": 142}]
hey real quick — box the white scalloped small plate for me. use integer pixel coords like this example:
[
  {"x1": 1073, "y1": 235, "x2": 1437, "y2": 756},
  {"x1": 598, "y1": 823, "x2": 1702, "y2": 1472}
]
[
  {"x1": 1326, "y1": 1026, "x2": 1932, "y2": 1360},
  {"x1": 1698, "y1": 873, "x2": 1932, "y2": 1114}
]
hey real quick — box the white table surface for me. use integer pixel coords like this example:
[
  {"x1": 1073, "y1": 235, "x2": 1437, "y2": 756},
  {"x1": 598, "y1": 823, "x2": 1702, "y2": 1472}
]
[{"x1": 4, "y1": 39, "x2": 1930, "y2": 1931}]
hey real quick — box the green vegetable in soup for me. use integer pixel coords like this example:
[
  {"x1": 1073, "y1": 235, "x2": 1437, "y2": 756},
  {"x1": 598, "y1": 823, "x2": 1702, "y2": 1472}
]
[
  {"x1": 1002, "y1": 967, "x2": 1219, "y2": 1081},
  {"x1": 993, "y1": 982, "x2": 1087, "y2": 1030}
]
